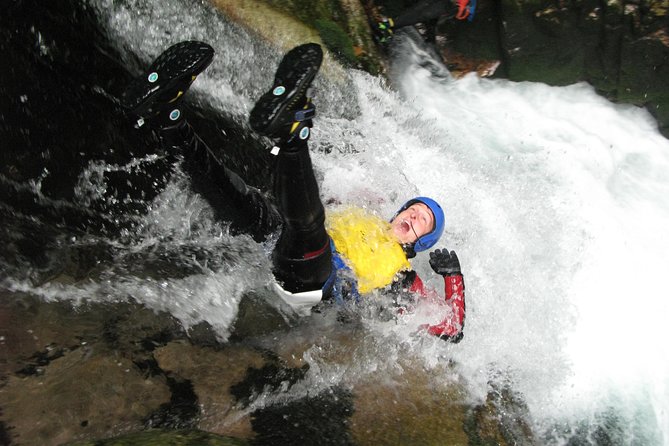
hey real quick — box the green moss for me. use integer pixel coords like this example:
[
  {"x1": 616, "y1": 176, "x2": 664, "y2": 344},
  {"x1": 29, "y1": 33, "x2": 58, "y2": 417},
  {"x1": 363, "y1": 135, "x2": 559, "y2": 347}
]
[
  {"x1": 255, "y1": 0, "x2": 383, "y2": 74},
  {"x1": 649, "y1": 0, "x2": 669, "y2": 16},
  {"x1": 315, "y1": 18, "x2": 357, "y2": 65},
  {"x1": 262, "y1": 0, "x2": 348, "y2": 30}
]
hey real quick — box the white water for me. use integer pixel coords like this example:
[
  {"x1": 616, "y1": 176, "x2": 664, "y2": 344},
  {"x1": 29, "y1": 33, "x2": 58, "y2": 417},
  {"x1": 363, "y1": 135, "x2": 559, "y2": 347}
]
[
  {"x1": 13, "y1": 0, "x2": 669, "y2": 443},
  {"x1": 388, "y1": 43, "x2": 669, "y2": 443},
  {"x1": 313, "y1": 44, "x2": 669, "y2": 441}
]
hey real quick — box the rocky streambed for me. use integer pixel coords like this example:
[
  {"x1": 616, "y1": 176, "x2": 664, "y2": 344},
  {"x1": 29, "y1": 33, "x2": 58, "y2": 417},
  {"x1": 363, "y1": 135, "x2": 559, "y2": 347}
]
[{"x1": 0, "y1": 291, "x2": 535, "y2": 445}]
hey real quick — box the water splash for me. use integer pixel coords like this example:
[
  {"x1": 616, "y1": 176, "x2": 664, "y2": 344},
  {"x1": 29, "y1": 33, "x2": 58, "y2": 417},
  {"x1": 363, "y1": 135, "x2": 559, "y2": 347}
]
[
  {"x1": 6, "y1": 167, "x2": 275, "y2": 341},
  {"x1": 382, "y1": 35, "x2": 669, "y2": 444}
]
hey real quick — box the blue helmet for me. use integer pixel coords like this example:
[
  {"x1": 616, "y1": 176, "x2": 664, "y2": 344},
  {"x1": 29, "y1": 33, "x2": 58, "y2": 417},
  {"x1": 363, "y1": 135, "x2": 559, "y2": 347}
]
[{"x1": 392, "y1": 196, "x2": 445, "y2": 252}]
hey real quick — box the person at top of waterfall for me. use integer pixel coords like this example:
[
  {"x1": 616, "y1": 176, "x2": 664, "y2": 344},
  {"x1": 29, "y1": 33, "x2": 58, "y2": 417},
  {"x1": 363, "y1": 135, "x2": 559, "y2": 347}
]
[
  {"x1": 373, "y1": 0, "x2": 476, "y2": 45},
  {"x1": 120, "y1": 41, "x2": 466, "y2": 342}
]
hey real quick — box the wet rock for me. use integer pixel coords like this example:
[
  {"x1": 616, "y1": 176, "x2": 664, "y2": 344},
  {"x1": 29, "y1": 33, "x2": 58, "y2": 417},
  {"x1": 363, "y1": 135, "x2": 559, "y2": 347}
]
[
  {"x1": 249, "y1": 386, "x2": 355, "y2": 446},
  {"x1": 64, "y1": 428, "x2": 249, "y2": 445},
  {"x1": 143, "y1": 374, "x2": 200, "y2": 430},
  {"x1": 229, "y1": 358, "x2": 309, "y2": 408},
  {"x1": 436, "y1": 43, "x2": 501, "y2": 78},
  {"x1": 0, "y1": 290, "x2": 542, "y2": 445},
  {"x1": 1, "y1": 348, "x2": 171, "y2": 446},
  {"x1": 211, "y1": 0, "x2": 385, "y2": 75},
  {"x1": 228, "y1": 293, "x2": 292, "y2": 341},
  {"x1": 0, "y1": 292, "x2": 186, "y2": 373},
  {"x1": 153, "y1": 334, "x2": 357, "y2": 444},
  {"x1": 152, "y1": 341, "x2": 265, "y2": 438},
  {"x1": 0, "y1": 293, "x2": 102, "y2": 378},
  {"x1": 0, "y1": 291, "x2": 194, "y2": 445},
  {"x1": 349, "y1": 360, "x2": 470, "y2": 445},
  {"x1": 464, "y1": 380, "x2": 537, "y2": 446}
]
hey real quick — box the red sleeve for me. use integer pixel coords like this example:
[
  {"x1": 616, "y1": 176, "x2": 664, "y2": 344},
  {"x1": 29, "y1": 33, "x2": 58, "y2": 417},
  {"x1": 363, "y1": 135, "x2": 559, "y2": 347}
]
[
  {"x1": 409, "y1": 273, "x2": 466, "y2": 342},
  {"x1": 408, "y1": 272, "x2": 427, "y2": 295}
]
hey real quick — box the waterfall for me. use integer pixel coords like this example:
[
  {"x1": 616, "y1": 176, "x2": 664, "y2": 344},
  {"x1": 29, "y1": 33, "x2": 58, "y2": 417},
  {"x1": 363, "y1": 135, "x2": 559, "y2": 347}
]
[
  {"x1": 5, "y1": 0, "x2": 667, "y2": 442},
  {"x1": 387, "y1": 33, "x2": 669, "y2": 444}
]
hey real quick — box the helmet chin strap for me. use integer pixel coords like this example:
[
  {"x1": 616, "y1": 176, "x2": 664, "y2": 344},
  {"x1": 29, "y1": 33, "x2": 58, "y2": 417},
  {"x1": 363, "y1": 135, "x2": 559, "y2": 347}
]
[{"x1": 410, "y1": 221, "x2": 420, "y2": 246}]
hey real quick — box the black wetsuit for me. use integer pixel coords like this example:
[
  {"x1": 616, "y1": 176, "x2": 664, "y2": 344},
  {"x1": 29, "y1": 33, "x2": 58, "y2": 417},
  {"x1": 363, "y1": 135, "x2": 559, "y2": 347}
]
[{"x1": 158, "y1": 119, "x2": 333, "y2": 295}]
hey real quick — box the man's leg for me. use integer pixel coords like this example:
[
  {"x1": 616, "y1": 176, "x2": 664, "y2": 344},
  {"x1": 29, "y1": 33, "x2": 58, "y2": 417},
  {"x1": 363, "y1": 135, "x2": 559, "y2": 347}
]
[
  {"x1": 249, "y1": 44, "x2": 333, "y2": 309},
  {"x1": 169, "y1": 121, "x2": 281, "y2": 241},
  {"x1": 271, "y1": 138, "x2": 332, "y2": 292},
  {"x1": 121, "y1": 41, "x2": 280, "y2": 240}
]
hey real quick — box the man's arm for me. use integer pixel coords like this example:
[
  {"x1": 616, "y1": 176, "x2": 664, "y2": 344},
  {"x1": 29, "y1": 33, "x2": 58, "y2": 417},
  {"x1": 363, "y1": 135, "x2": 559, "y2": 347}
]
[{"x1": 408, "y1": 249, "x2": 465, "y2": 342}]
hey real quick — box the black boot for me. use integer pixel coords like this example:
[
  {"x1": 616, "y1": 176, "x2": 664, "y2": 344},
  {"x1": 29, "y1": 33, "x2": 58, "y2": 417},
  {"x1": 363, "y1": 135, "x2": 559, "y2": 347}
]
[
  {"x1": 249, "y1": 43, "x2": 323, "y2": 147},
  {"x1": 120, "y1": 41, "x2": 214, "y2": 129}
]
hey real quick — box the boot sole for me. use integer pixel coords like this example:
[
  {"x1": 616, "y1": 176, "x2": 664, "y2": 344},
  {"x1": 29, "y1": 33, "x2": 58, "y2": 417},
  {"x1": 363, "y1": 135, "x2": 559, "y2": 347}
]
[
  {"x1": 121, "y1": 41, "x2": 214, "y2": 117},
  {"x1": 249, "y1": 43, "x2": 323, "y2": 136}
]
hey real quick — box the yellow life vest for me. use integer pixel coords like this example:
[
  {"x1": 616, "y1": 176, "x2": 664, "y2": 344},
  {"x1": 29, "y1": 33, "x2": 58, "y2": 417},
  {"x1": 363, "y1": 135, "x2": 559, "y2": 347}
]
[{"x1": 326, "y1": 207, "x2": 411, "y2": 294}]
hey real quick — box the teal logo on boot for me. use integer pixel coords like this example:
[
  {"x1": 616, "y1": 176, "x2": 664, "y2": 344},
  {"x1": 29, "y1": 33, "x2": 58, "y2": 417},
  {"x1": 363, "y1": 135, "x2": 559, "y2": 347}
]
[
  {"x1": 148, "y1": 72, "x2": 159, "y2": 83},
  {"x1": 169, "y1": 109, "x2": 181, "y2": 121},
  {"x1": 299, "y1": 127, "x2": 310, "y2": 140},
  {"x1": 273, "y1": 86, "x2": 286, "y2": 96}
]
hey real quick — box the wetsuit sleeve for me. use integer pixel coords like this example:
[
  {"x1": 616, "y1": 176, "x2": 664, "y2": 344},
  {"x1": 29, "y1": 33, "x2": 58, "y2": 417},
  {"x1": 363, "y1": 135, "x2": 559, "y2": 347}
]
[{"x1": 410, "y1": 272, "x2": 466, "y2": 343}]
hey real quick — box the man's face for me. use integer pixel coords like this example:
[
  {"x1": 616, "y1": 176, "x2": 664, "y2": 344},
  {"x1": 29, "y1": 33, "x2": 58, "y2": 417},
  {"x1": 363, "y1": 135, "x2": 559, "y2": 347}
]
[{"x1": 391, "y1": 202, "x2": 435, "y2": 245}]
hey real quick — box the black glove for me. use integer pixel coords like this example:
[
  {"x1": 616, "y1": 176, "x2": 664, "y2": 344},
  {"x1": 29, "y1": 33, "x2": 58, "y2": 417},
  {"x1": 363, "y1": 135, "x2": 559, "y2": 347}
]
[{"x1": 429, "y1": 249, "x2": 461, "y2": 276}]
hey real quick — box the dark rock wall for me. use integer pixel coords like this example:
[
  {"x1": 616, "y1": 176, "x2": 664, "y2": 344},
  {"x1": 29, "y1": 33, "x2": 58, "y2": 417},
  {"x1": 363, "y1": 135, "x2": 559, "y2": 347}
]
[
  {"x1": 370, "y1": 0, "x2": 669, "y2": 136},
  {"x1": 442, "y1": 0, "x2": 669, "y2": 136}
]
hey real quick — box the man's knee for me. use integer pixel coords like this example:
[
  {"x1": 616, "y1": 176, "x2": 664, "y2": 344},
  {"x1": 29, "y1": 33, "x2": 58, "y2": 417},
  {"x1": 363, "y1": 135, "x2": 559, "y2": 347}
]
[{"x1": 273, "y1": 242, "x2": 332, "y2": 293}]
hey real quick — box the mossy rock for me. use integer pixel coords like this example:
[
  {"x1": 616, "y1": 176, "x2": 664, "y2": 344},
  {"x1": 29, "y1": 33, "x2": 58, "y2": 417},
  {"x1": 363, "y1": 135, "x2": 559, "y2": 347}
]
[
  {"x1": 315, "y1": 18, "x2": 357, "y2": 65},
  {"x1": 213, "y1": 0, "x2": 384, "y2": 74}
]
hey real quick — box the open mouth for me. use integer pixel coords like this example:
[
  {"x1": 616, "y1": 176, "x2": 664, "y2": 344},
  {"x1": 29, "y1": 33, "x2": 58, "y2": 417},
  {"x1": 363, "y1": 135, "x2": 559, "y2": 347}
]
[{"x1": 393, "y1": 219, "x2": 413, "y2": 242}]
